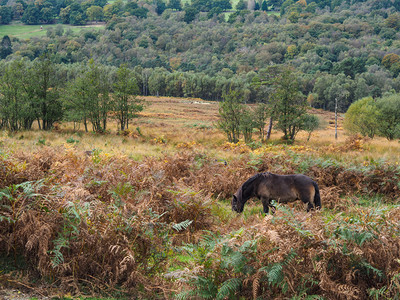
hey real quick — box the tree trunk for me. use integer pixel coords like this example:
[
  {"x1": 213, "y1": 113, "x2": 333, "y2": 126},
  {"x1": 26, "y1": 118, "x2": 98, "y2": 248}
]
[
  {"x1": 335, "y1": 97, "x2": 338, "y2": 140},
  {"x1": 266, "y1": 117, "x2": 273, "y2": 140}
]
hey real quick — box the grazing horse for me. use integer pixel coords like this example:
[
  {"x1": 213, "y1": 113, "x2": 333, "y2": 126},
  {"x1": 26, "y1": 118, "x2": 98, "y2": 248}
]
[{"x1": 232, "y1": 172, "x2": 321, "y2": 214}]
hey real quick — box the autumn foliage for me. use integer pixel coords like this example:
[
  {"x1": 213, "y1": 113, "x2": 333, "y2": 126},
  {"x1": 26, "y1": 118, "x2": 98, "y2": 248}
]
[{"x1": 0, "y1": 142, "x2": 400, "y2": 298}]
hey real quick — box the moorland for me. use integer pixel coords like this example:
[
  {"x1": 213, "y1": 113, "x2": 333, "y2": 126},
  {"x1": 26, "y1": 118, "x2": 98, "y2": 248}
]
[
  {"x1": 1, "y1": 96, "x2": 400, "y2": 299},
  {"x1": 1, "y1": 0, "x2": 400, "y2": 299}
]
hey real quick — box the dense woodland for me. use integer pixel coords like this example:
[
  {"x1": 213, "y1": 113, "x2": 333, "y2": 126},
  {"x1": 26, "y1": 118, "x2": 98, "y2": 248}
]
[{"x1": 0, "y1": 0, "x2": 400, "y2": 114}]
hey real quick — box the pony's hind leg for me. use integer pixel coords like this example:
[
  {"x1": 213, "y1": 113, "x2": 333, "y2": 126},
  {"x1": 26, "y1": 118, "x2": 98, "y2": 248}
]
[{"x1": 302, "y1": 185, "x2": 316, "y2": 212}]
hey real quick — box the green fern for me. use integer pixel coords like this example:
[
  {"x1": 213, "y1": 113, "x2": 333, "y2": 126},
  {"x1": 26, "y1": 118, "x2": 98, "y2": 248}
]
[
  {"x1": 334, "y1": 226, "x2": 376, "y2": 246},
  {"x1": 50, "y1": 236, "x2": 70, "y2": 267},
  {"x1": 50, "y1": 201, "x2": 88, "y2": 268},
  {"x1": 195, "y1": 276, "x2": 218, "y2": 299},
  {"x1": 110, "y1": 182, "x2": 134, "y2": 200},
  {"x1": 178, "y1": 232, "x2": 256, "y2": 300},
  {"x1": 357, "y1": 260, "x2": 384, "y2": 279},
  {"x1": 368, "y1": 286, "x2": 388, "y2": 300},
  {"x1": 266, "y1": 263, "x2": 284, "y2": 286},
  {"x1": 216, "y1": 278, "x2": 242, "y2": 300},
  {"x1": 221, "y1": 244, "x2": 247, "y2": 273},
  {"x1": 174, "y1": 289, "x2": 197, "y2": 300},
  {"x1": 259, "y1": 249, "x2": 297, "y2": 290},
  {"x1": 173, "y1": 219, "x2": 193, "y2": 232},
  {"x1": 0, "y1": 180, "x2": 45, "y2": 224},
  {"x1": 0, "y1": 180, "x2": 45, "y2": 202}
]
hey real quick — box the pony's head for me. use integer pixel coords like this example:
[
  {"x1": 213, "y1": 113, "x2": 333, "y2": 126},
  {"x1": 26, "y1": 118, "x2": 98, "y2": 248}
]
[
  {"x1": 232, "y1": 173, "x2": 263, "y2": 213},
  {"x1": 232, "y1": 189, "x2": 244, "y2": 213}
]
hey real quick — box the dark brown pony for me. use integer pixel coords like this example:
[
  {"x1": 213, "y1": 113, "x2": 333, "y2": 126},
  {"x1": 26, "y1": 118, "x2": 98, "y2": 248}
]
[{"x1": 232, "y1": 172, "x2": 321, "y2": 213}]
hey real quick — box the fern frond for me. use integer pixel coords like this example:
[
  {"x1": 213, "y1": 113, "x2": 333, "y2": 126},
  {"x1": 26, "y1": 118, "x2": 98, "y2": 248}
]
[
  {"x1": 50, "y1": 236, "x2": 70, "y2": 267},
  {"x1": 195, "y1": 276, "x2": 218, "y2": 299},
  {"x1": 225, "y1": 250, "x2": 247, "y2": 273},
  {"x1": 283, "y1": 249, "x2": 297, "y2": 266},
  {"x1": 335, "y1": 227, "x2": 376, "y2": 246},
  {"x1": 253, "y1": 271, "x2": 262, "y2": 300},
  {"x1": 216, "y1": 278, "x2": 242, "y2": 300},
  {"x1": 368, "y1": 286, "x2": 387, "y2": 300},
  {"x1": 173, "y1": 219, "x2": 193, "y2": 232},
  {"x1": 268, "y1": 263, "x2": 284, "y2": 286},
  {"x1": 174, "y1": 289, "x2": 197, "y2": 300},
  {"x1": 358, "y1": 261, "x2": 384, "y2": 279}
]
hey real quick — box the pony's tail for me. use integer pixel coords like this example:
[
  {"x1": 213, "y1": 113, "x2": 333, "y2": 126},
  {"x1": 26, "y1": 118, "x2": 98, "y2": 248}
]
[{"x1": 313, "y1": 181, "x2": 321, "y2": 209}]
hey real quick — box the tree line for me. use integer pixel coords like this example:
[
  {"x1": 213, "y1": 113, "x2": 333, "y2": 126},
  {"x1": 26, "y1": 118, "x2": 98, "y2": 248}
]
[
  {"x1": 0, "y1": 56, "x2": 143, "y2": 133},
  {"x1": 0, "y1": 0, "x2": 149, "y2": 25},
  {"x1": 218, "y1": 66, "x2": 400, "y2": 143},
  {"x1": 0, "y1": 57, "x2": 321, "y2": 141},
  {"x1": 1, "y1": 55, "x2": 399, "y2": 143},
  {"x1": 1, "y1": 0, "x2": 400, "y2": 25},
  {"x1": 1, "y1": 0, "x2": 400, "y2": 115},
  {"x1": 2, "y1": 0, "x2": 400, "y2": 113}
]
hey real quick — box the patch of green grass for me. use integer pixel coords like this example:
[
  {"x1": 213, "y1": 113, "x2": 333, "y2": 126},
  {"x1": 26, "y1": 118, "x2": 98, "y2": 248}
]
[
  {"x1": 167, "y1": 253, "x2": 194, "y2": 272},
  {"x1": 0, "y1": 23, "x2": 49, "y2": 39},
  {"x1": 267, "y1": 10, "x2": 280, "y2": 16},
  {"x1": 355, "y1": 194, "x2": 387, "y2": 207},
  {"x1": 175, "y1": 254, "x2": 193, "y2": 264},
  {"x1": 242, "y1": 201, "x2": 266, "y2": 219},
  {"x1": 211, "y1": 200, "x2": 235, "y2": 223},
  {"x1": 185, "y1": 122, "x2": 213, "y2": 130},
  {"x1": 0, "y1": 22, "x2": 105, "y2": 39}
]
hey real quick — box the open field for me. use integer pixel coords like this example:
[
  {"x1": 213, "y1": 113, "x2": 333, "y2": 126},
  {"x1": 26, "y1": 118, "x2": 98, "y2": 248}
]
[
  {"x1": 1, "y1": 97, "x2": 400, "y2": 299},
  {"x1": 0, "y1": 22, "x2": 105, "y2": 39},
  {"x1": 11, "y1": 96, "x2": 400, "y2": 163}
]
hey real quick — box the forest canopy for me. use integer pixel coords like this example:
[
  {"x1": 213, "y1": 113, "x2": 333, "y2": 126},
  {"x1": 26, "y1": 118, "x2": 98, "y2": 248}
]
[{"x1": 1, "y1": 0, "x2": 400, "y2": 113}]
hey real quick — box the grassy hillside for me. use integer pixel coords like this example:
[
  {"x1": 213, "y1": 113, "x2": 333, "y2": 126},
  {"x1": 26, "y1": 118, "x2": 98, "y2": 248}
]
[{"x1": 0, "y1": 97, "x2": 400, "y2": 299}]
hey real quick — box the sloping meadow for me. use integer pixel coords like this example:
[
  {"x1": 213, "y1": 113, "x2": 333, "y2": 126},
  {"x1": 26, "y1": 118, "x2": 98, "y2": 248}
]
[{"x1": 0, "y1": 145, "x2": 400, "y2": 298}]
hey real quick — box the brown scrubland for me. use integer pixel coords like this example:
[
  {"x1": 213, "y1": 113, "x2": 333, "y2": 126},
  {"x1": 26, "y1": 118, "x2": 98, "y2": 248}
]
[{"x1": 1, "y1": 97, "x2": 400, "y2": 299}]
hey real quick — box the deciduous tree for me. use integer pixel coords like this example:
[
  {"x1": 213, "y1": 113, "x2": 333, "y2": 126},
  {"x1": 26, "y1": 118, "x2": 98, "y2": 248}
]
[
  {"x1": 0, "y1": 35, "x2": 12, "y2": 59},
  {"x1": 31, "y1": 54, "x2": 63, "y2": 130},
  {"x1": 344, "y1": 97, "x2": 379, "y2": 138},
  {"x1": 376, "y1": 94, "x2": 400, "y2": 140},
  {"x1": 0, "y1": 59, "x2": 31, "y2": 130},
  {"x1": 302, "y1": 114, "x2": 320, "y2": 141},
  {"x1": 217, "y1": 90, "x2": 244, "y2": 143},
  {"x1": 112, "y1": 64, "x2": 143, "y2": 131},
  {"x1": 270, "y1": 67, "x2": 307, "y2": 141},
  {"x1": 64, "y1": 60, "x2": 111, "y2": 132}
]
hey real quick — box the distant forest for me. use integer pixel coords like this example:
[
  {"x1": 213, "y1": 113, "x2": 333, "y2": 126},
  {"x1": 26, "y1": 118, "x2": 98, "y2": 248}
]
[{"x1": 1, "y1": 0, "x2": 400, "y2": 112}]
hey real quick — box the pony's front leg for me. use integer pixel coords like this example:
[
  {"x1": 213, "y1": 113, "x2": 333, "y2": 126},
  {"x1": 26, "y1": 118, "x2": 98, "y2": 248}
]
[{"x1": 262, "y1": 199, "x2": 270, "y2": 214}]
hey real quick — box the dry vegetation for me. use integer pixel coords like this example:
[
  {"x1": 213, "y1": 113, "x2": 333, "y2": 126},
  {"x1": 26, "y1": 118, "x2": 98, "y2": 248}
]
[{"x1": 1, "y1": 96, "x2": 400, "y2": 299}]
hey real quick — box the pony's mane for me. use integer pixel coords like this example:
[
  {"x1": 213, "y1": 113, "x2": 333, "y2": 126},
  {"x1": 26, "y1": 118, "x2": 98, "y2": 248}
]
[
  {"x1": 240, "y1": 172, "x2": 268, "y2": 196},
  {"x1": 241, "y1": 173, "x2": 261, "y2": 190}
]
